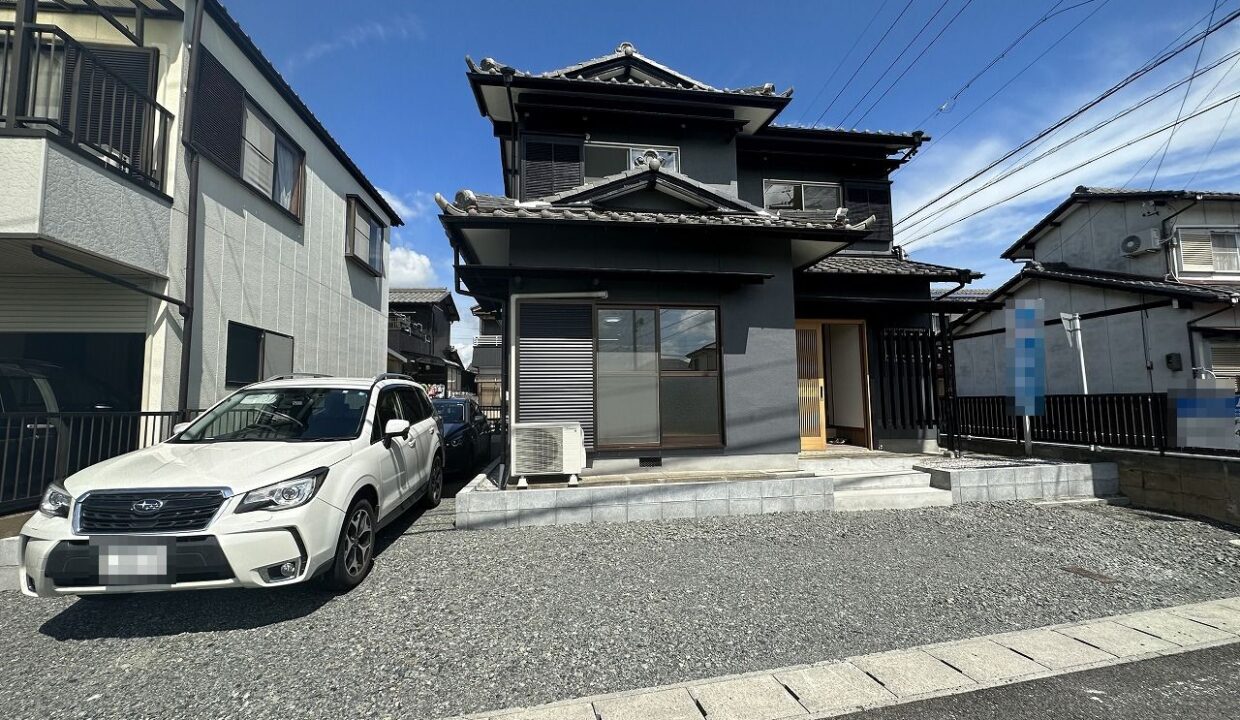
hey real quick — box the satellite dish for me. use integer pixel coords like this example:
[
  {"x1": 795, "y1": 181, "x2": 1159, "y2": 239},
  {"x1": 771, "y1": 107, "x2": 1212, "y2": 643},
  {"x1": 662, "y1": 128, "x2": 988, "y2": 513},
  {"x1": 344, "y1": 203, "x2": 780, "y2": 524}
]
[{"x1": 1120, "y1": 234, "x2": 1144, "y2": 255}]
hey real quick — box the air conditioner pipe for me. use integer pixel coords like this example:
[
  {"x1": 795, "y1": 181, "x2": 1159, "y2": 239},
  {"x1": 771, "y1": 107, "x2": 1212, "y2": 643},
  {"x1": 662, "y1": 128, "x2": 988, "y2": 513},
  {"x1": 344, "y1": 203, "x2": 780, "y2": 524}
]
[
  {"x1": 508, "y1": 291, "x2": 608, "y2": 489},
  {"x1": 1186, "y1": 294, "x2": 1240, "y2": 381}
]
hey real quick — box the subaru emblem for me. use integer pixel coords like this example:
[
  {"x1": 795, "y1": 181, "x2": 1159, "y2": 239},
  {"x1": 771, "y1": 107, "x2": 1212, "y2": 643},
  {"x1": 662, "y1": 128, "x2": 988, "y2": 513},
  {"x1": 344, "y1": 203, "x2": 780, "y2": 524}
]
[{"x1": 132, "y1": 498, "x2": 164, "y2": 514}]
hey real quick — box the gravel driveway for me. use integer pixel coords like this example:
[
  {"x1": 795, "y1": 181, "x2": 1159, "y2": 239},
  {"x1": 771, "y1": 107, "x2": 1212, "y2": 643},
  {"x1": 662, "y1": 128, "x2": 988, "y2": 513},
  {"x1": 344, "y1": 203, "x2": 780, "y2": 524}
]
[{"x1": 1, "y1": 501, "x2": 1237, "y2": 720}]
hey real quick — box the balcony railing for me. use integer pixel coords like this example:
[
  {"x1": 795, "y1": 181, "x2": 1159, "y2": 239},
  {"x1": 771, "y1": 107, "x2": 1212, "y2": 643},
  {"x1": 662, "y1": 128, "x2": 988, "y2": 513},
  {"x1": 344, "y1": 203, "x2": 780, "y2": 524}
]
[
  {"x1": 474, "y1": 335, "x2": 501, "y2": 346},
  {"x1": 0, "y1": 22, "x2": 173, "y2": 190}
]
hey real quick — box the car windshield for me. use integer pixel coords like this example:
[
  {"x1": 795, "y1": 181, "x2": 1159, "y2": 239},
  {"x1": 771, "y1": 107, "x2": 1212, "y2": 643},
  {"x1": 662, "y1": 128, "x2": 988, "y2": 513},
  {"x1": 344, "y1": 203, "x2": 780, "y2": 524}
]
[
  {"x1": 433, "y1": 402, "x2": 464, "y2": 424},
  {"x1": 177, "y1": 388, "x2": 370, "y2": 443}
]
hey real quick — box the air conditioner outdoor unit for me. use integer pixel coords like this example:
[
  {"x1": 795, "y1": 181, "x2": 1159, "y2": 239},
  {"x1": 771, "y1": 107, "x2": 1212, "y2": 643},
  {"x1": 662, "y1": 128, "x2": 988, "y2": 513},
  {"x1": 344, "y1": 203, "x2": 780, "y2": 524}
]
[
  {"x1": 512, "y1": 421, "x2": 587, "y2": 480},
  {"x1": 1120, "y1": 228, "x2": 1161, "y2": 256}
]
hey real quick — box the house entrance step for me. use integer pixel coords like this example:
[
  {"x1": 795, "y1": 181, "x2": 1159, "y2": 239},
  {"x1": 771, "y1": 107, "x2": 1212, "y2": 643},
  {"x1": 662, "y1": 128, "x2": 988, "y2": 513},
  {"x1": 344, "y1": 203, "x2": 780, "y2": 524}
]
[
  {"x1": 799, "y1": 452, "x2": 941, "y2": 475},
  {"x1": 834, "y1": 486, "x2": 954, "y2": 512},
  {"x1": 830, "y1": 470, "x2": 934, "y2": 491}
]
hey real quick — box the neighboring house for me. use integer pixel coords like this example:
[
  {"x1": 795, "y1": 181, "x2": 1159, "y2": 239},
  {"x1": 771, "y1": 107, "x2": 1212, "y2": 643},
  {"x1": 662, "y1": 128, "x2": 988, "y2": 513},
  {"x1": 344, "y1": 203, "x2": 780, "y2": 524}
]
[
  {"x1": 953, "y1": 187, "x2": 1240, "y2": 395},
  {"x1": 468, "y1": 304, "x2": 502, "y2": 411},
  {"x1": 0, "y1": 0, "x2": 402, "y2": 413},
  {"x1": 439, "y1": 42, "x2": 980, "y2": 473},
  {"x1": 387, "y1": 288, "x2": 464, "y2": 393}
]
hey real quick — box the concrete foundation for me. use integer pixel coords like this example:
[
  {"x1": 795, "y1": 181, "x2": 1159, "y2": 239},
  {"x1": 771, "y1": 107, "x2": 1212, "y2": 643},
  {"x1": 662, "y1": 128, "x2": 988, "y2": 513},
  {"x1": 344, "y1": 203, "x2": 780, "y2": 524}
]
[
  {"x1": 456, "y1": 473, "x2": 832, "y2": 530},
  {"x1": 916, "y1": 462, "x2": 1119, "y2": 503}
]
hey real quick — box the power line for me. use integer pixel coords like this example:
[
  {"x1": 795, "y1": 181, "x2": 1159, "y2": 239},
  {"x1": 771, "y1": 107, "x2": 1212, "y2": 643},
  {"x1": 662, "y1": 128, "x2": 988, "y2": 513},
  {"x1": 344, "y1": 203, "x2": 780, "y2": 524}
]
[
  {"x1": 851, "y1": 0, "x2": 978, "y2": 127},
  {"x1": 1185, "y1": 85, "x2": 1240, "y2": 188},
  {"x1": 810, "y1": 0, "x2": 917, "y2": 128},
  {"x1": 897, "y1": 44, "x2": 1240, "y2": 237},
  {"x1": 1148, "y1": 0, "x2": 1221, "y2": 188},
  {"x1": 898, "y1": 89, "x2": 1240, "y2": 247},
  {"x1": 895, "y1": 0, "x2": 1111, "y2": 169},
  {"x1": 793, "y1": 0, "x2": 894, "y2": 126},
  {"x1": 892, "y1": 6, "x2": 1240, "y2": 229},
  {"x1": 915, "y1": 0, "x2": 1072, "y2": 128},
  {"x1": 837, "y1": 0, "x2": 958, "y2": 128}
]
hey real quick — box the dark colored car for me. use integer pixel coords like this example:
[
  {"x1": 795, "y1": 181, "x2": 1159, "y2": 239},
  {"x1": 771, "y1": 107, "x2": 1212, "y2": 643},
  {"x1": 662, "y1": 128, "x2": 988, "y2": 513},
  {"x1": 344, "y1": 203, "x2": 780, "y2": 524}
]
[{"x1": 432, "y1": 397, "x2": 491, "y2": 475}]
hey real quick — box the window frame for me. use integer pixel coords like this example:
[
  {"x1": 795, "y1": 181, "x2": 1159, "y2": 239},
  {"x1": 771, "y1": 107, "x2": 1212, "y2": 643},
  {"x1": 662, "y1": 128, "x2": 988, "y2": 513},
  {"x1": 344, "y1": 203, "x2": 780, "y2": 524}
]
[
  {"x1": 345, "y1": 194, "x2": 387, "y2": 277},
  {"x1": 224, "y1": 321, "x2": 295, "y2": 387},
  {"x1": 1176, "y1": 225, "x2": 1240, "y2": 275},
  {"x1": 1211, "y1": 230, "x2": 1240, "y2": 273},
  {"x1": 584, "y1": 141, "x2": 682, "y2": 181},
  {"x1": 593, "y1": 303, "x2": 724, "y2": 451},
  {"x1": 240, "y1": 99, "x2": 305, "y2": 220},
  {"x1": 761, "y1": 178, "x2": 843, "y2": 213}
]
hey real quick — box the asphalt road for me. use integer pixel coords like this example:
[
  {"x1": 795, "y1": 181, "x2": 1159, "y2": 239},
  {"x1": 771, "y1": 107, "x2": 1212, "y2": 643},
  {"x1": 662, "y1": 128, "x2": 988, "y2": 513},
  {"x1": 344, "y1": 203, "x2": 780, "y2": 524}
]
[
  {"x1": 0, "y1": 500, "x2": 1237, "y2": 720},
  {"x1": 839, "y1": 643, "x2": 1240, "y2": 719}
]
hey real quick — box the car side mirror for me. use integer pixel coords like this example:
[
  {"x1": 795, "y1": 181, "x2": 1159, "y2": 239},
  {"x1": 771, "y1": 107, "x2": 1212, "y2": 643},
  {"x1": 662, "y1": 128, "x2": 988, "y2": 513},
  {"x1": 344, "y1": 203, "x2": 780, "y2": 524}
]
[
  {"x1": 171, "y1": 422, "x2": 191, "y2": 435},
  {"x1": 384, "y1": 419, "x2": 411, "y2": 441}
]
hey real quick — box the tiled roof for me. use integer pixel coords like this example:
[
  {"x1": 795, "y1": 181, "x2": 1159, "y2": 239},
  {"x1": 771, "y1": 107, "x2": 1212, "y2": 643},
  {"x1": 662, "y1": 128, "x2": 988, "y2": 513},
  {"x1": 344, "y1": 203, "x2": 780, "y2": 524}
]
[
  {"x1": 1026, "y1": 264, "x2": 1239, "y2": 302},
  {"x1": 389, "y1": 288, "x2": 451, "y2": 305},
  {"x1": 806, "y1": 255, "x2": 980, "y2": 280},
  {"x1": 466, "y1": 42, "x2": 790, "y2": 98},
  {"x1": 765, "y1": 122, "x2": 922, "y2": 139},
  {"x1": 934, "y1": 286, "x2": 996, "y2": 299},
  {"x1": 1075, "y1": 186, "x2": 1240, "y2": 201},
  {"x1": 436, "y1": 163, "x2": 879, "y2": 232}
]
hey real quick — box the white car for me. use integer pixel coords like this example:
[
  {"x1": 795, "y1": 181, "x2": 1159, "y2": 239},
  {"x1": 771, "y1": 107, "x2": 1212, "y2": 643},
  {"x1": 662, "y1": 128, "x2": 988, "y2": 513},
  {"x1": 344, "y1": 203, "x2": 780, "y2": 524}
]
[{"x1": 17, "y1": 374, "x2": 443, "y2": 597}]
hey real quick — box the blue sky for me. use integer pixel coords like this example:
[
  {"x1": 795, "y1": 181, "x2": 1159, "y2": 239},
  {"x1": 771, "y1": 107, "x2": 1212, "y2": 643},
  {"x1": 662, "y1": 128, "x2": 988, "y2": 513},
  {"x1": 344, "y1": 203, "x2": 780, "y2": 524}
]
[{"x1": 226, "y1": 0, "x2": 1240, "y2": 358}]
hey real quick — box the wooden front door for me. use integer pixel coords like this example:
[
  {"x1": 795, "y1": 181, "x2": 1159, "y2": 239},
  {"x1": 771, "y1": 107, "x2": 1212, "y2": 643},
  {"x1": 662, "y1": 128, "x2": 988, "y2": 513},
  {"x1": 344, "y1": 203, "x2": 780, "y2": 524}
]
[{"x1": 795, "y1": 321, "x2": 827, "y2": 451}]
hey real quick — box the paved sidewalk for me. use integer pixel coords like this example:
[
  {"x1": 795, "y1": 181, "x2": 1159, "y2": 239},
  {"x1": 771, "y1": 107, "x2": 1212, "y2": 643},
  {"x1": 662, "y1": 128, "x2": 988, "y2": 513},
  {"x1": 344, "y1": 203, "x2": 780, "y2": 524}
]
[{"x1": 460, "y1": 597, "x2": 1240, "y2": 720}]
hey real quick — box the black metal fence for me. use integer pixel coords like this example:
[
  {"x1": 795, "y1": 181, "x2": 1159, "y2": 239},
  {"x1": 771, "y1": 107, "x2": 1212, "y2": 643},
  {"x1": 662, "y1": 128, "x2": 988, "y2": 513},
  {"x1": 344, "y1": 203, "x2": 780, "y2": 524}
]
[
  {"x1": 877, "y1": 328, "x2": 940, "y2": 430},
  {"x1": 0, "y1": 411, "x2": 191, "y2": 514},
  {"x1": 947, "y1": 393, "x2": 1170, "y2": 453}
]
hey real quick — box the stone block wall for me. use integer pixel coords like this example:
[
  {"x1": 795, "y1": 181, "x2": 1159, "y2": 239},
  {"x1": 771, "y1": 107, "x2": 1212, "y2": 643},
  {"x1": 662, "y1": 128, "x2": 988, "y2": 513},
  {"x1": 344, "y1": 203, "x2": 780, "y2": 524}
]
[{"x1": 957, "y1": 438, "x2": 1240, "y2": 527}]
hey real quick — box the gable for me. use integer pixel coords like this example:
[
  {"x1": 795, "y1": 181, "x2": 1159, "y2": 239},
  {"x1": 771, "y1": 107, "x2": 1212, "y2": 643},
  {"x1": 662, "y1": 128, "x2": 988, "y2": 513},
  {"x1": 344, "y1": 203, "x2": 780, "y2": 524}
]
[
  {"x1": 544, "y1": 42, "x2": 715, "y2": 91},
  {"x1": 535, "y1": 163, "x2": 765, "y2": 215},
  {"x1": 594, "y1": 187, "x2": 705, "y2": 213}
]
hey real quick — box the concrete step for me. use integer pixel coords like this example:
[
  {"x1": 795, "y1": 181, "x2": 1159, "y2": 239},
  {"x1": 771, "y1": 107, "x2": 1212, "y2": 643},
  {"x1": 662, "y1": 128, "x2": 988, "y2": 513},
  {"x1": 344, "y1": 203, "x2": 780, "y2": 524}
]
[
  {"x1": 800, "y1": 454, "x2": 940, "y2": 475},
  {"x1": 834, "y1": 486, "x2": 954, "y2": 512},
  {"x1": 830, "y1": 470, "x2": 934, "y2": 491}
]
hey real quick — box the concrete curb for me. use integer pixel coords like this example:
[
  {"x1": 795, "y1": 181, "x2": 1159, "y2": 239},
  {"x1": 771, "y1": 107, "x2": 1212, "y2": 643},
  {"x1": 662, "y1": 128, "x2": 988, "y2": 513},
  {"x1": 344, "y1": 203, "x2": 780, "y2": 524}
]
[{"x1": 450, "y1": 597, "x2": 1240, "y2": 720}]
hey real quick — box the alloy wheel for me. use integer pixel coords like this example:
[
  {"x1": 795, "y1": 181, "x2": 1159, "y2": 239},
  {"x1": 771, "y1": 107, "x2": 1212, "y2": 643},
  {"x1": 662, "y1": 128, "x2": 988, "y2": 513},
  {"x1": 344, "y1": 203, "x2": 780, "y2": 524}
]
[
  {"x1": 342, "y1": 506, "x2": 374, "y2": 578},
  {"x1": 430, "y1": 459, "x2": 443, "y2": 504}
]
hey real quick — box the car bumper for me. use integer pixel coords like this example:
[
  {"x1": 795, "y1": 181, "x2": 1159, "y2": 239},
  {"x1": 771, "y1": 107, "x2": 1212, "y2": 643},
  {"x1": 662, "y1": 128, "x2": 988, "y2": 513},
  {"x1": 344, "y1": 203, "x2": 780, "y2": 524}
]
[{"x1": 17, "y1": 497, "x2": 344, "y2": 597}]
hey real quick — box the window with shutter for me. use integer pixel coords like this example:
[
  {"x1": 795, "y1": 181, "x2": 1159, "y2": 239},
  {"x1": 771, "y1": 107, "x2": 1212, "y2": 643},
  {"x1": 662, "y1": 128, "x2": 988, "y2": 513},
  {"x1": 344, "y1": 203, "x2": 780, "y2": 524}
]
[
  {"x1": 191, "y1": 49, "x2": 245, "y2": 172},
  {"x1": 844, "y1": 184, "x2": 893, "y2": 234},
  {"x1": 1179, "y1": 229, "x2": 1216, "y2": 272},
  {"x1": 345, "y1": 196, "x2": 386, "y2": 277},
  {"x1": 1208, "y1": 340, "x2": 1240, "y2": 391},
  {"x1": 521, "y1": 139, "x2": 583, "y2": 199},
  {"x1": 61, "y1": 44, "x2": 157, "y2": 171}
]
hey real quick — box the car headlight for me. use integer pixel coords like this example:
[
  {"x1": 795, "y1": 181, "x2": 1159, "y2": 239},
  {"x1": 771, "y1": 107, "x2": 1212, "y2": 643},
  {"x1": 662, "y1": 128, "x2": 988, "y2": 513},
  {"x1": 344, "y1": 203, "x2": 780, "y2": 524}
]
[
  {"x1": 236, "y1": 468, "x2": 328, "y2": 513},
  {"x1": 39, "y1": 483, "x2": 71, "y2": 518},
  {"x1": 448, "y1": 435, "x2": 464, "y2": 447}
]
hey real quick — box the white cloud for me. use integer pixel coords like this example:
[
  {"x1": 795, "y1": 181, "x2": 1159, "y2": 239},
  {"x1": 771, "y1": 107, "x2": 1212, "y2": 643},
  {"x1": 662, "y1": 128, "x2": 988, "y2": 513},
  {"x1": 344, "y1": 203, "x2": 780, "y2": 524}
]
[
  {"x1": 387, "y1": 246, "x2": 437, "y2": 288},
  {"x1": 896, "y1": 24, "x2": 1240, "y2": 269},
  {"x1": 378, "y1": 188, "x2": 436, "y2": 223},
  {"x1": 285, "y1": 15, "x2": 423, "y2": 73}
]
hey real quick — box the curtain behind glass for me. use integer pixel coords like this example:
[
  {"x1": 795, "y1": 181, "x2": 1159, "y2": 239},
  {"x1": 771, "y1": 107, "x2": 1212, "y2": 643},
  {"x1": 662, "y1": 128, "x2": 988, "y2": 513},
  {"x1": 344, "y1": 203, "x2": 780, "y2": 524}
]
[{"x1": 274, "y1": 137, "x2": 300, "y2": 212}]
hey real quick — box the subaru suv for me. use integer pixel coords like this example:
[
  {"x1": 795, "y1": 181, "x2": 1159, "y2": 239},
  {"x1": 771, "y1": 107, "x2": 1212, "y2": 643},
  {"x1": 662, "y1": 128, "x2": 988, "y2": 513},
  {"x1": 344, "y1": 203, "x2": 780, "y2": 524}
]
[{"x1": 17, "y1": 374, "x2": 443, "y2": 597}]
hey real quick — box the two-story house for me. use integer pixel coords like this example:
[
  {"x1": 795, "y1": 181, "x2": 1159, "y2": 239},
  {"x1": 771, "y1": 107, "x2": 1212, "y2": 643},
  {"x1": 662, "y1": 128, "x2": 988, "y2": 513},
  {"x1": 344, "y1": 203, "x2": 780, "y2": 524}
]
[
  {"x1": 0, "y1": 0, "x2": 401, "y2": 417},
  {"x1": 953, "y1": 187, "x2": 1240, "y2": 396},
  {"x1": 439, "y1": 43, "x2": 980, "y2": 475},
  {"x1": 386, "y1": 287, "x2": 463, "y2": 393}
]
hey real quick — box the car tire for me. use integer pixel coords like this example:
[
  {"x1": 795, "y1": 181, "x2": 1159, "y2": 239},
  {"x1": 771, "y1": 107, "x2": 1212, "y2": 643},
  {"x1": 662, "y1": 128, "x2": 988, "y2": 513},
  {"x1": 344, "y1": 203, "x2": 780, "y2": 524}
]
[
  {"x1": 422, "y1": 455, "x2": 443, "y2": 509},
  {"x1": 322, "y1": 498, "x2": 376, "y2": 592}
]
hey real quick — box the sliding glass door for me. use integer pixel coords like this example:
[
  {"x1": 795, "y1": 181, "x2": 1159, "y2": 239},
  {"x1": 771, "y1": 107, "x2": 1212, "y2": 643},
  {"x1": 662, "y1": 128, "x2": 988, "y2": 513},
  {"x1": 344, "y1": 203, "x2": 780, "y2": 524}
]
[{"x1": 596, "y1": 306, "x2": 722, "y2": 449}]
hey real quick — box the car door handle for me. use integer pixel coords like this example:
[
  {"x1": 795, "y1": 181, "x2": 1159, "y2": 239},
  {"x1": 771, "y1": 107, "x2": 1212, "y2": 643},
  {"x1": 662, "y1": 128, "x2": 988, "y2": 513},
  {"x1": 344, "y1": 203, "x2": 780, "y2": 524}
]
[{"x1": 25, "y1": 423, "x2": 54, "y2": 430}]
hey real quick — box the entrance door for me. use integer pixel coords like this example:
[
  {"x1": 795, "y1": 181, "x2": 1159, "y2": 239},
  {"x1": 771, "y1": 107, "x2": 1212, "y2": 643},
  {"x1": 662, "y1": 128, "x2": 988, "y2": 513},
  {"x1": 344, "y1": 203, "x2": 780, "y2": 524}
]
[{"x1": 795, "y1": 321, "x2": 827, "y2": 451}]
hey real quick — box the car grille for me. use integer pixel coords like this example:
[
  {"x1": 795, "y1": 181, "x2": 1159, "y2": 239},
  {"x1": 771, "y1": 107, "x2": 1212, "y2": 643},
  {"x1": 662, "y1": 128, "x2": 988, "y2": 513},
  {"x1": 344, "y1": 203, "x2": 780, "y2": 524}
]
[{"x1": 77, "y1": 490, "x2": 227, "y2": 533}]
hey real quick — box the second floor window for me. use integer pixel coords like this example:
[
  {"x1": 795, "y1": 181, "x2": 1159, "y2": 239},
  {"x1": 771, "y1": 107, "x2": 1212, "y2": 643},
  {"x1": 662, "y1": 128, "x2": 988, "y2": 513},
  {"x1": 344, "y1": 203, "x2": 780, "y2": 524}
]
[
  {"x1": 763, "y1": 180, "x2": 842, "y2": 213},
  {"x1": 346, "y1": 196, "x2": 385, "y2": 276},
  {"x1": 242, "y1": 104, "x2": 303, "y2": 215},
  {"x1": 584, "y1": 143, "x2": 680, "y2": 181},
  {"x1": 1179, "y1": 228, "x2": 1240, "y2": 273},
  {"x1": 522, "y1": 139, "x2": 583, "y2": 199}
]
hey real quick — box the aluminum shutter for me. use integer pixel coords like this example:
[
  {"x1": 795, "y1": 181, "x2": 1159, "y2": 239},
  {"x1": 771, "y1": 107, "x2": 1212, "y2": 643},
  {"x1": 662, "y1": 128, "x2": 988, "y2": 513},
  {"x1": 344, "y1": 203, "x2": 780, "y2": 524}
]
[
  {"x1": 844, "y1": 183, "x2": 894, "y2": 237},
  {"x1": 191, "y1": 49, "x2": 245, "y2": 173},
  {"x1": 60, "y1": 45, "x2": 157, "y2": 171},
  {"x1": 1179, "y1": 229, "x2": 1215, "y2": 272},
  {"x1": 516, "y1": 303, "x2": 595, "y2": 448},
  {"x1": 0, "y1": 275, "x2": 150, "y2": 332}
]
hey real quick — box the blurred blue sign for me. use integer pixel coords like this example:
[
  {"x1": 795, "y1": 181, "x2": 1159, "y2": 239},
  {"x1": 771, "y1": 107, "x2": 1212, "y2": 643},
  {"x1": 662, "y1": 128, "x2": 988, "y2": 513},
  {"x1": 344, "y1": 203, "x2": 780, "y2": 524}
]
[{"x1": 1007, "y1": 299, "x2": 1045, "y2": 417}]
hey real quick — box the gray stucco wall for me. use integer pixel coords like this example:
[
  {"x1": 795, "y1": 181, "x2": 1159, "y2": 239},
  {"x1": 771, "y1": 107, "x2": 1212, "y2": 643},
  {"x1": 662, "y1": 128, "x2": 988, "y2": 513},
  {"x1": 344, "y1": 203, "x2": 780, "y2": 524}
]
[
  {"x1": 507, "y1": 225, "x2": 800, "y2": 459},
  {"x1": 582, "y1": 126, "x2": 738, "y2": 193},
  {"x1": 953, "y1": 279, "x2": 1211, "y2": 396}
]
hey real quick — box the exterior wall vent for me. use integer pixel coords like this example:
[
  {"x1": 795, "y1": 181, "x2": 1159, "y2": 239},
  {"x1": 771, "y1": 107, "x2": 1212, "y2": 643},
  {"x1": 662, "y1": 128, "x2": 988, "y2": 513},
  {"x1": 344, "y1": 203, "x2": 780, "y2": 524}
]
[{"x1": 638, "y1": 457, "x2": 662, "y2": 468}]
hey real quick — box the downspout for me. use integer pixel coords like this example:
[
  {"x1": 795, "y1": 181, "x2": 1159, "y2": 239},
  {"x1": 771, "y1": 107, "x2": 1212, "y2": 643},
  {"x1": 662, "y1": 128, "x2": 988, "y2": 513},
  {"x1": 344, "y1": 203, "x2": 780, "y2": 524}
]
[
  {"x1": 501, "y1": 67, "x2": 520, "y2": 199},
  {"x1": 508, "y1": 291, "x2": 607, "y2": 488},
  {"x1": 1186, "y1": 295, "x2": 1240, "y2": 381},
  {"x1": 176, "y1": 0, "x2": 207, "y2": 414}
]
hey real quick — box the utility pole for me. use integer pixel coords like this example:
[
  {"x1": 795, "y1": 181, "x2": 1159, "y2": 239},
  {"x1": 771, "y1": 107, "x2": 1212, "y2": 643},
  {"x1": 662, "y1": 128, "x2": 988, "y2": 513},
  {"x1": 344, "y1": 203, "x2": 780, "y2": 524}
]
[{"x1": 1062, "y1": 313, "x2": 1095, "y2": 449}]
